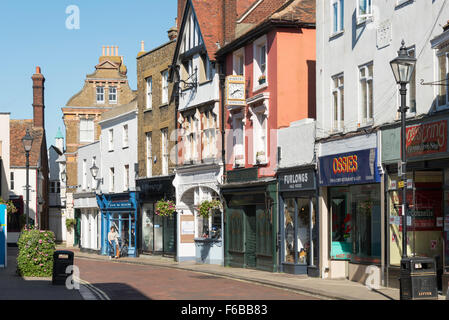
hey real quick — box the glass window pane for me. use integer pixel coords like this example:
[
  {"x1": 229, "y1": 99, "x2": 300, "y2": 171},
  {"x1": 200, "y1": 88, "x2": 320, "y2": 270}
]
[
  {"x1": 368, "y1": 80, "x2": 373, "y2": 119},
  {"x1": 284, "y1": 199, "x2": 295, "y2": 263},
  {"x1": 361, "y1": 81, "x2": 367, "y2": 119},
  {"x1": 340, "y1": 86, "x2": 344, "y2": 121},
  {"x1": 438, "y1": 55, "x2": 446, "y2": 106},
  {"x1": 297, "y1": 198, "x2": 310, "y2": 264}
]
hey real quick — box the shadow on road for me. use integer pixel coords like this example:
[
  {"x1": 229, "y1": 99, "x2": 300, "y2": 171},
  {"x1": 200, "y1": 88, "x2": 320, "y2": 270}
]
[{"x1": 90, "y1": 282, "x2": 151, "y2": 300}]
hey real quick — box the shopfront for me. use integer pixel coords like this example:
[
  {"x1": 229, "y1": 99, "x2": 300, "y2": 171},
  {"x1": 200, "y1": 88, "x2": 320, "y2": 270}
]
[
  {"x1": 319, "y1": 134, "x2": 382, "y2": 281},
  {"x1": 74, "y1": 192, "x2": 101, "y2": 253},
  {"x1": 382, "y1": 116, "x2": 449, "y2": 291},
  {"x1": 278, "y1": 166, "x2": 319, "y2": 276},
  {"x1": 136, "y1": 176, "x2": 176, "y2": 256},
  {"x1": 222, "y1": 167, "x2": 278, "y2": 272},
  {"x1": 97, "y1": 192, "x2": 138, "y2": 258}
]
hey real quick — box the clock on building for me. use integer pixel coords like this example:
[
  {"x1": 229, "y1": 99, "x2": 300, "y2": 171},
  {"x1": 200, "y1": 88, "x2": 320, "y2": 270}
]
[{"x1": 226, "y1": 75, "x2": 245, "y2": 106}]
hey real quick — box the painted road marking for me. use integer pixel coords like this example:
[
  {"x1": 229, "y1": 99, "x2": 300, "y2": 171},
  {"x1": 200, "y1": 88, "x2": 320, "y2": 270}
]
[{"x1": 76, "y1": 277, "x2": 111, "y2": 300}]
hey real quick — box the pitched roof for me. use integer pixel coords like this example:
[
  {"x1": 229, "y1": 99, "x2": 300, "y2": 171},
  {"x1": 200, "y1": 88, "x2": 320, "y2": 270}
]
[
  {"x1": 216, "y1": 0, "x2": 315, "y2": 57},
  {"x1": 10, "y1": 120, "x2": 44, "y2": 167},
  {"x1": 100, "y1": 97, "x2": 138, "y2": 123}
]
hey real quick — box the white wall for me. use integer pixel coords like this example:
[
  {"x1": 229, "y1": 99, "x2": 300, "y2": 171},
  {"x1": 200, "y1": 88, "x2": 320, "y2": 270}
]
[
  {"x1": 99, "y1": 111, "x2": 138, "y2": 194},
  {"x1": 0, "y1": 114, "x2": 10, "y2": 200},
  {"x1": 316, "y1": 1, "x2": 449, "y2": 139},
  {"x1": 77, "y1": 141, "x2": 101, "y2": 193},
  {"x1": 9, "y1": 168, "x2": 38, "y2": 223},
  {"x1": 278, "y1": 119, "x2": 316, "y2": 168}
]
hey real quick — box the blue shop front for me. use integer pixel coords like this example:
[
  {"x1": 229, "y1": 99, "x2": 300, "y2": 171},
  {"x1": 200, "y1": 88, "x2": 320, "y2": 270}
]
[{"x1": 96, "y1": 192, "x2": 139, "y2": 257}]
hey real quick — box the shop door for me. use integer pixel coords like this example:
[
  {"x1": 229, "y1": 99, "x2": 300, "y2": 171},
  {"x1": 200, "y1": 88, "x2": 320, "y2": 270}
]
[
  {"x1": 331, "y1": 195, "x2": 351, "y2": 259},
  {"x1": 245, "y1": 206, "x2": 257, "y2": 268},
  {"x1": 163, "y1": 214, "x2": 176, "y2": 254}
]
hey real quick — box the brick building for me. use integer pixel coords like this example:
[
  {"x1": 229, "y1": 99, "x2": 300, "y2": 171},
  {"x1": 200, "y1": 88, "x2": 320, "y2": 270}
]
[
  {"x1": 61, "y1": 47, "x2": 136, "y2": 246},
  {"x1": 135, "y1": 28, "x2": 178, "y2": 256},
  {"x1": 8, "y1": 67, "x2": 50, "y2": 241}
]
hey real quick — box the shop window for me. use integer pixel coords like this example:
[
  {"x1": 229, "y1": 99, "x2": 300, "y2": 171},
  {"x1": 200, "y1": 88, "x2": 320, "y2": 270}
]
[{"x1": 330, "y1": 188, "x2": 352, "y2": 260}]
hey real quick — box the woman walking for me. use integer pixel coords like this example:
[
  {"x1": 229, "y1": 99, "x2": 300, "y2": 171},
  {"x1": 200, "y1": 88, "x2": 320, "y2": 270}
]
[{"x1": 108, "y1": 226, "x2": 120, "y2": 259}]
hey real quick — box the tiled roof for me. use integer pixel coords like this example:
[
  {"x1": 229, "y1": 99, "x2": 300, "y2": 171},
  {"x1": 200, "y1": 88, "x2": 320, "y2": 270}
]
[
  {"x1": 10, "y1": 120, "x2": 44, "y2": 167},
  {"x1": 270, "y1": 0, "x2": 315, "y2": 24}
]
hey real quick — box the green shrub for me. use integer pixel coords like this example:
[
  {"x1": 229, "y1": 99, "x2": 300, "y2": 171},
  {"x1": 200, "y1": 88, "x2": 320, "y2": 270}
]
[
  {"x1": 65, "y1": 218, "x2": 76, "y2": 230},
  {"x1": 17, "y1": 229, "x2": 56, "y2": 277}
]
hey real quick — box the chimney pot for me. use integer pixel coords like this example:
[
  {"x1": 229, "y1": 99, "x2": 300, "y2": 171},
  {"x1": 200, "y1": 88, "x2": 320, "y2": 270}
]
[
  {"x1": 115, "y1": 46, "x2": 118, "y2": 56},
  {"x1": 36, "y1": 66, "x2": 41, "y2": 74},
  {"x1": 102, "y1": 46, "x2": 105, "y2": 56},
  {"x1": 141, "y1": 41, "x2": 145, "y2": 52},
  {"x1": 107, "y1": 46, "x2": 110, "y2": 56}
]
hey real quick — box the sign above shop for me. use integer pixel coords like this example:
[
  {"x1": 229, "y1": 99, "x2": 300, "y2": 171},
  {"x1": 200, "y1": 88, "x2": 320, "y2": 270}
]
[
  {"x1": 406, "y1": 119, "x2": 447, "y2": 158},
  {"x1": 279, "y1": 169, "x2": 316, "y2": 192},
  {"x1": 319, "y1": 148, "x2": 381, "y2": 186}
]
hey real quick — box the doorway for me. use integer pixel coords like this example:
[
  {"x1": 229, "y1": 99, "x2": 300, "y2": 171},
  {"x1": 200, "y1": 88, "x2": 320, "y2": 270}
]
[{"x1": 245, "y1": 205, "x2": 256, "y2": 268}]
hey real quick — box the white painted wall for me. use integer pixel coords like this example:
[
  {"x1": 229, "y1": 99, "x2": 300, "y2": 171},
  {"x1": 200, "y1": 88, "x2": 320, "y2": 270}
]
[
  {"x1": 99, "y1": 111, "x2": 138, "y2": 194},
  {"x1": 278, "y1": 119, "x2": 316, "y2": 168},
  {"x1": 316, "y1": 1, "x2": 449, "y2": 139},
  {"x1": 0, "y1": 114, "x2": 10, "y2": 201},
  {"x1": 76, "y1": 141, "x2": 100, "y2": 193}
]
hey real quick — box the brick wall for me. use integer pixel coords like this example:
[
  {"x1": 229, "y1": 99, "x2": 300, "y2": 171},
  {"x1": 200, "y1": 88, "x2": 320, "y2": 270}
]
[{"x1": 137, "y1": 41, "x2": 177, "y2": 178}]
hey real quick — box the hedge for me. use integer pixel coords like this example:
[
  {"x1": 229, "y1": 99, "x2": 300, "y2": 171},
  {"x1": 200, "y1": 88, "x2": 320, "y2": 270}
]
[{"x1": 17, "y1": 228, "x2": 56, "y2": 277}]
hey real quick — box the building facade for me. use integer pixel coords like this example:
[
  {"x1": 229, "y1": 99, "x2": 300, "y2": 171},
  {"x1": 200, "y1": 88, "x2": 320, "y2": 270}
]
[
  {"x1": 96, "y1": 99, "x2": 139, "y2": 257},
  {"x1": 136, "y1": 31, "x2": 178, "y2": 257},
  {"x1": 217, "y1": 0, "x2": 316, "y2": 272},
  {"x1": 62, "y1": 47, "x2": 136, "y2": 246},
  {"x1": 316, "y1": 0, "x2": 449, "y2": 291}
]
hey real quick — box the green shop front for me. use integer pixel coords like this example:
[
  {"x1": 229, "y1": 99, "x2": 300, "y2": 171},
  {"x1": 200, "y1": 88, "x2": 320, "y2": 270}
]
[
  {"x1": 382, "y1": 116, "x2": 449, "y2": 291},
  {"x1": 221, "y1": 168, "x2": 278, "y2": 272},
  {"x1": 319, "y1": 134, "x2": 383, "y2": 282}
]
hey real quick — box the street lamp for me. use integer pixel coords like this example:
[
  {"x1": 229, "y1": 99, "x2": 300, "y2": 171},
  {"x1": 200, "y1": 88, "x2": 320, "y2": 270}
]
[
  {"x1": 60, "y1": 170, "x2": 67, "y2": 183},
  {"x1": 90, "y1": 163, "x2": 102, "y2": 187},
  {"x1": 390, "y1": 40, "x2": 416, "y2": 259},
  {"x1": 22, "y1": 128, "x2": 34, "y2": 228}
]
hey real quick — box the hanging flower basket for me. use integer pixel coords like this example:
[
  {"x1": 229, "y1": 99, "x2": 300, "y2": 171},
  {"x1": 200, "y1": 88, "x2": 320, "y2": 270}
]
[
  {"x1": 0, "y1": 197, "x2": 17, "y2": 216},
  {"x1": 155, "y1": 199, "x2": 176, "y2": 217},
  {"x1": 197, "y1": 200, "x2": 222, "y2": 219}
]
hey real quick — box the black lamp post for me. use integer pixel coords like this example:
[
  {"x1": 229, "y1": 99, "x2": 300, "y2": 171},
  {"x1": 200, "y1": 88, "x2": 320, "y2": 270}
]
[
  {"x1": 390, "y1": 40, "x2": 416, "y2": 259},
  {"x1": 22, "y1": 128, "x2": 34, "y2": 228}
]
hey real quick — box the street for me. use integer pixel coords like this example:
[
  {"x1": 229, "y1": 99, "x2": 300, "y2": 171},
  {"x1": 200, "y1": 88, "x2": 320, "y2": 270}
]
[{"x1": 74, "y1": 257, "x2": 320, "y2": 300}]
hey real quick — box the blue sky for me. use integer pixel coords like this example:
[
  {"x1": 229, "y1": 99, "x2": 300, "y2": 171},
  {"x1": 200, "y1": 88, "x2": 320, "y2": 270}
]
[{"x1": 0, "y1": 0, "x2": 177, "y2": 147}]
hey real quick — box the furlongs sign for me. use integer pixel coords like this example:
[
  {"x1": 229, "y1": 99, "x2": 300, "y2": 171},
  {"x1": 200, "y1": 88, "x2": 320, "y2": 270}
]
[{"x1": 406, "y1": 119, "x2": 447, "y2": 158}]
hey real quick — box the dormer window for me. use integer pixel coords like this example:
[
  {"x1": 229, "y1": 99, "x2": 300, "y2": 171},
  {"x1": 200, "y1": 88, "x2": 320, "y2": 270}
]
[{"x1": 109, "y1": 86, "x2": 117, "y2": 104}]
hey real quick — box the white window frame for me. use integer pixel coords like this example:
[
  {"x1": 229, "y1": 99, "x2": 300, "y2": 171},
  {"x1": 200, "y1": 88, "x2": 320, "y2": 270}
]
[
  {"x1": 202, "y1": 110, "x2": 217, "y2": 160},
  {"x1": 331, "y1": 0, "x2": 344, "y2": 35},
  {"x1": 436, "y1": 49, "x2": 449, "y2": 110},
  {"x1": 109, "y1": 167, "x2": 115, "y2": 193},
  {"x1": 124, "y1": 164, "x2": 130, "y2": 191},
  {"x1": 122, "y1": 124, "x2": 129, "y2": 148},
  {"x1": 162, "y1": 70, "x2": 169, "y2": 104},
  {"x1": 108, "y1": 129, "x2": 114, "y2": 151},
  {"x1": 146, "y1": 132, "x2": 152, "y2": 177},
  {"x1": 96, "y1": 86, "x2": 104, "y2": 104},
  {"x1": 332, "y1": 73, "x2": 344, "y2": 132},
  {"x1": 358, "y1": 62, "x2": 374, "y2": 127},
  {"x1": 108, "y1": 86, "x2": 117, "y2": 104},
  {"x1": 146, "y1": 77, "x2": 152, "y2": 110},
  {"x1": 253, "y1": 35, "x2": 268, "y2": 92},
  {"x1": 233, "y1": 48, "x2": 245, "y2": 76},
  {"x1": 79, "y1": 118, "x2": 94, "y2": 143},
  {"x1": 232, "y1": 111, "x2": 245, "y2": 167},
  {"x1": 161, "y1": 128, "x2": 169, "y2": 175},
  {"x1": 251, "y1": 107, "x2": 268, "y2": 165},
  {"x1": 357, "y1": 0, "x2": 373, "y2": 24}
]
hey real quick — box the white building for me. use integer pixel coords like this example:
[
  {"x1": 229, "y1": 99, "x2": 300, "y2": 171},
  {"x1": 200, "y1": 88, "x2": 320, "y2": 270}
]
[
  {"x1": 171, "y1": 0, "x2": 224, "y2": 264},
  {"x1": 48, "y1": 128, "x2": 65, "y2": 241},
  {"x1": 316, "y1": 0, "x2": 449, "y2": 288},
  {"x1": 96, "y1": 98, "x2": 139, "y2": 257},
  {"x1": 0, "y1": 113, "x2": 10, "y2": 202},
  {"x1": 74, "y1": 140, "x2": 101, "y2": 252}
]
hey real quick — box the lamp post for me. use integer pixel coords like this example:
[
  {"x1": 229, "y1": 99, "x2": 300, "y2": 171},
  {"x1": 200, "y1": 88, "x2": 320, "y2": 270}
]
[
  {"x1": 390, "y1": 40, "x2": 416, "y2": 259},
  {"x1": 22, "y1": 129, "x2": 34, "y2": 228},
  {"x1": 90, "y1": 163, "x2": 102, "y2": 189}
]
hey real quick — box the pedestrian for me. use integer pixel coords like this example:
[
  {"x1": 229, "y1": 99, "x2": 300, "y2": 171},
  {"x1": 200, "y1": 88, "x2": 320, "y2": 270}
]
[{"x1": 108, "y1": 226, "x2": 119, "y2": 259}]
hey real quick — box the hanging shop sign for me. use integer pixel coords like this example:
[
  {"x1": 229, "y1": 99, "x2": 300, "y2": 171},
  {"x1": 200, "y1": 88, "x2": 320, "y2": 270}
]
[
  {"x1": 406, "y1": 119, "x2": 447, "y2": 158},
  {"x1": 319, "y1": 148, "x2": 381, "y2": 186},
  {"x1": 279, "y1": 169, "x2": 316, "y2": 192}
]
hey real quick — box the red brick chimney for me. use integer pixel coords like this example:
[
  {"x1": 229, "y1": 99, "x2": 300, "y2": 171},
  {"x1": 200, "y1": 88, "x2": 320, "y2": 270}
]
[
  {"x1": 31, "y1": 66, "x2": 45, "y2": 128},
  {"x1": 178, "y1": 0, "x2": 188, "y2": 31}
]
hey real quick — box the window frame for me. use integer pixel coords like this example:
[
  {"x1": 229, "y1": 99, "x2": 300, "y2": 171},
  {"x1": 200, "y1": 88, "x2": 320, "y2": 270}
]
[
  {"x1": 233, "y1": 48, "x2": 245, "y2": 76},
  {"x1": 108, "y1": 86, "x2": 117, "y2": 104},
  {"x1": 122, "y1": 124, "x2": 129, "y2": 149},
  {"x1": 146, "y1": 77, "x2": 153, "y2": 110},
  {"x1": 358, "y1": 62, "x2": 374, "y2": 127},
  {"x1": 79, "y1": 118, "x2": 95, "y2": 143},
  {"x1": 232, "y1": 112, "x2": 245, "y2": 168},
  {"x1": 436, "y1": 48, "x2": 449, "y2": 111},
  {"x1": 332, "y1": 73, "x2": 345, "y2": 132},
  {"x1": 357, "y1": 0, "x2": 373, "y2": 24},
  {"x1": 161, "y1": 69, "x2": 169, "y2": 105},
  {"x1": 124, "y1": 164, "x2": 130, "y2": 191},
  {"x1": 331, "y1": 0, "x2": 344, "y2": 35},
  {"x1": 253, "y1": 35, "x2": 268, "y2": 92},
  {"x1": 146, "y1": 132, "x2": 152, "y2": 178},
  {"x1": 161, "y1": 128, "x2": 169, "y2": 175},
  {"x1": 108, "y1": 129, "x2": 114, "y2": 151},
  {"x1": 96, "y1": 86, "x2": 105, "y2": 104},
  {"x1": 109, "y1": 167, "x2": 115, "y2": 193}
]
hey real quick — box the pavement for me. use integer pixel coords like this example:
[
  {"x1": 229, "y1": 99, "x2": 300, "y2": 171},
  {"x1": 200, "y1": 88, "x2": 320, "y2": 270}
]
[
  {"x1": 59, "y1": 245, "x2": 448, "y2": 300},
  {"x1": 0, "y1": 246, "x2": 83, "y2": 300}
]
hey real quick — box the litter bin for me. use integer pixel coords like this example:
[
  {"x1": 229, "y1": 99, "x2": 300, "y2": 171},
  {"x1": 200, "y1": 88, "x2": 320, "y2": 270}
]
[
  {"x1": 52, "y1": 251, "x2": 74, "y2": 285},
  {"x1": 400, "y1": 257, "x2": 438, "y2": 300}
]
